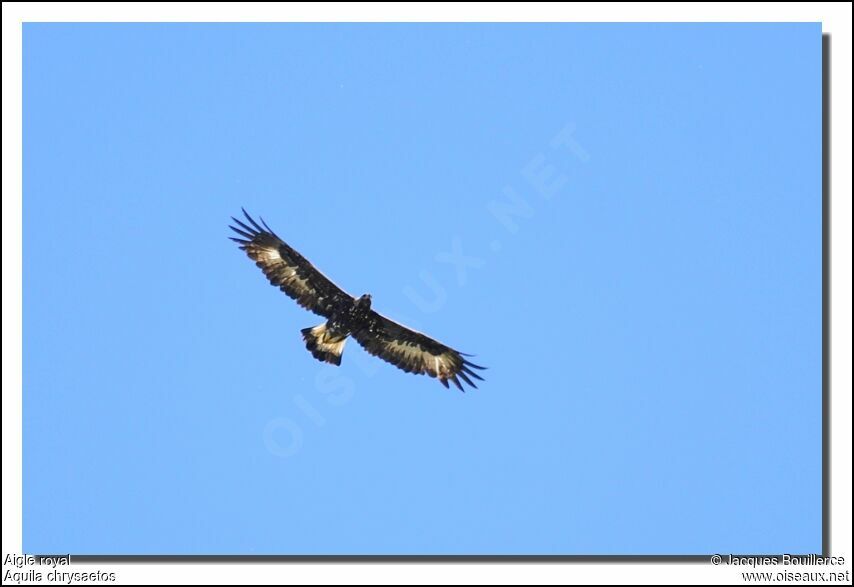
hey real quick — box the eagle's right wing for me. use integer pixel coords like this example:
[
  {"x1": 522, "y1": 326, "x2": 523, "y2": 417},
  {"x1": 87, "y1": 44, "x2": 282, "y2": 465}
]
[
  {"x1": 351, "y1": 311, "x2": 485, "y2": 390},
  {"x1": 229, "y1": 209, "x2": 353, "y2": 318}
]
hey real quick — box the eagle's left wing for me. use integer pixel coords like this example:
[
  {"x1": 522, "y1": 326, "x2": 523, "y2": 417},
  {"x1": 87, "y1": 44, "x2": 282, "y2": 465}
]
[
  {"x1": 351, "y1": 311, "x2": 485, "y2": 390},
  {"x1": 229, "y1": 209, "x2": 353, "y2": 318}
]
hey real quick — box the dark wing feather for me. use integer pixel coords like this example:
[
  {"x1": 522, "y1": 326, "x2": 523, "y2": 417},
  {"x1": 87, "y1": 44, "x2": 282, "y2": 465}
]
[
  {"x1": 229, "y1": 209, "x2": 353, "y2": 318},
  {"x1": 352, "y1": 311, "x2": 485, "y2": 391}
]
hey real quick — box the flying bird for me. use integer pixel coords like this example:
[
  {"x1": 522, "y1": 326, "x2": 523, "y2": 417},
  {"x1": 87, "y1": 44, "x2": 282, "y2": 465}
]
[{"x1": 229, "y1": 209, "x2": 485, "y2": 390}]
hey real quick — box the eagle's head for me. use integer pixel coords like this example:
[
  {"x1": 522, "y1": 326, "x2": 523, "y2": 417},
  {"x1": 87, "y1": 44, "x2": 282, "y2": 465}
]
[{"x1": 357, "y1": 293, "x2": 372, "y2": 310}]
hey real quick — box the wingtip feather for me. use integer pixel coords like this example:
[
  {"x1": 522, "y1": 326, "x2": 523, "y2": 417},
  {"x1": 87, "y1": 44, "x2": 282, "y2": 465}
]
[
  {"x1": 463, "y1": 360, "x2": 487, "y2": 370},
  {"x1": 457, "y1": 371, "x2": 477, "y2": 389},
  {"x1": 231, "y1": 217, "x2": 258, "y2": 236},
  {"x1": 242, "y1": 208, "x2": 264, "y2": 232},
  {"x1": 259, "y1": 216, "x2": 277, "y2": 236},
  {"x1": 467, "y1": 371, "x2": 485, "y2": 381},
  {"x1": 229, "y1": 225, "x2": 254, "y2": 240}
]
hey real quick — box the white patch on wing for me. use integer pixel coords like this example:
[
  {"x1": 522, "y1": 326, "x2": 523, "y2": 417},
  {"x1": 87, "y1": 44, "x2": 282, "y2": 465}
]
[
  {"x1": 259, "y1": 247, "x2": 281, "y2": 261},
  {"x1": 292, "y1": 275, "x2": 313, "y2": 292},
  {"x1": 384, "y1": 340, "x2": 428, "y2": 371}
]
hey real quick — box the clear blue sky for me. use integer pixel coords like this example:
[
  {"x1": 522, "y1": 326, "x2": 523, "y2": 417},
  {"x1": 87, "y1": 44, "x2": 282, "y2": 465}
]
[{"x1": 23, "y1": 23, "x2": 822, "y2": 555}]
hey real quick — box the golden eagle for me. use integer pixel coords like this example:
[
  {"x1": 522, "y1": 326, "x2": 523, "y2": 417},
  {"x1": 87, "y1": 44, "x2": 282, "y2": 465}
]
[{"x1": 229, "y1": 209, "x2": 485, "y2": 390}]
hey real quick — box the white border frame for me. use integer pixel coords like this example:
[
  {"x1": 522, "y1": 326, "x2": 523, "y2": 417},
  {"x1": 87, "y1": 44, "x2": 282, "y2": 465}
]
[{"x1": 3, "y1": 3, "x2": 851, "y2": 584}]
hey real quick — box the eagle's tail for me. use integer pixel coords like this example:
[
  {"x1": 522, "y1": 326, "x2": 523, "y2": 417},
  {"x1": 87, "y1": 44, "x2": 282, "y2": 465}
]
[{"x1": 301, "y1": 323, "x2": 346, "y2": 366}]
